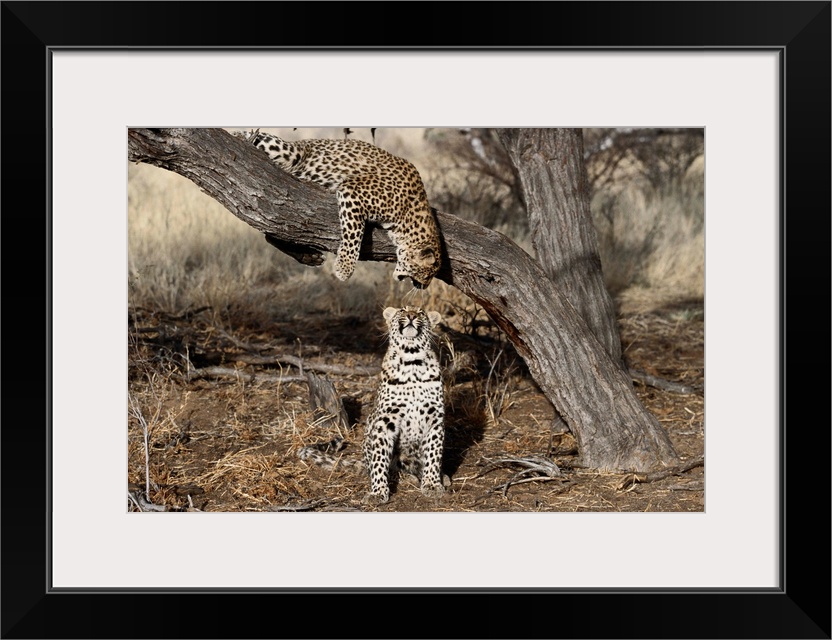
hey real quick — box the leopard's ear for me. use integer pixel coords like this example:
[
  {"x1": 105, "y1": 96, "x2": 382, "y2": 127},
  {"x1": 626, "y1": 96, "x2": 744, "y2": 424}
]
[
  {"x1": 416, "y1": 247, "x2": 438, "y2": 267},
  {"x1": 427, "y1": 311, "x2": 442, "y2": 326},
  {"x1": 383, "y1": 307, "x2": 398, "y2": 322}
]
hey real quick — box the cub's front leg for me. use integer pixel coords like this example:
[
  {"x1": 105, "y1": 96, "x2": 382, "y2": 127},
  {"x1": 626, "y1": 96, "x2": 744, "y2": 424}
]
[
  {"x1": 361, "y1": 413, "x2": 397, "y2": 505},
  {"x1": 418, "y1": 410, "x2": 446, "y2": 498}
]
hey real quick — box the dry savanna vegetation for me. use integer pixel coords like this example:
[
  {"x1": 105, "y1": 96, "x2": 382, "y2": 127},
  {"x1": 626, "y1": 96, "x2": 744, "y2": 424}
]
[{"x1": 128, "y1": 127, "x2": 704, "y2": 513}]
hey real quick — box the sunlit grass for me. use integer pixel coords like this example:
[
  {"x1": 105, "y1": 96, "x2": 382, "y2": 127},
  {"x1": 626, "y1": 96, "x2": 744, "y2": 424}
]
[{"x1": 591, "y1": 175, "x2": 704, "y2": 298}]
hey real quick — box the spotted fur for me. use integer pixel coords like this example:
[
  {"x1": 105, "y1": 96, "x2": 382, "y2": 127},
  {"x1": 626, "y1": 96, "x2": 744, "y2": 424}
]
[
  {"x1": 243, "y1": 131, "x2": 442, "y2": 288},
  {"x1": 362, "y1": 306, "x2": 445, "y2": 504},
  {"x1": 297, "y1": 436, "x2": 359, "y2": 470}
]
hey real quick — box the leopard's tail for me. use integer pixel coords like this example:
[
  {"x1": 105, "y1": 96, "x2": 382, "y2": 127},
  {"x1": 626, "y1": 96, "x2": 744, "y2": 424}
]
[{"x1": 298, "y1": 437, "x2": 364, "y2": 471}]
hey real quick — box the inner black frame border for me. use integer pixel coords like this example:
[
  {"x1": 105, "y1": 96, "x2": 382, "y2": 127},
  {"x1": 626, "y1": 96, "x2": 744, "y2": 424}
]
[{"x1": 2, "y1": 2, "x2": 829, "y2": 638}]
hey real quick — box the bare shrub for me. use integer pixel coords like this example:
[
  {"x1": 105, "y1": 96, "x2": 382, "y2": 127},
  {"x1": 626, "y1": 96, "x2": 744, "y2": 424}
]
[
  {"x1": 422, "y1": 128, "x2": 528, "y2": 240},
  {"x1": 583, "y1": 128, "x2": 704, "y2": 191}
]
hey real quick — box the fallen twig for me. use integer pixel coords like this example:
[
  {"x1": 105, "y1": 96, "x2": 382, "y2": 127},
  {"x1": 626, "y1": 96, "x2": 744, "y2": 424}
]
[
  {"x1": 211, "y1": 328, "x2": 380, "y2": 376},
  {"x1": 127, "y1": 490, "x2": 167, "y2": 512},
  {"x1": 212, "y1": 327, "x2": 268, "y2": 353},
  {"x1": 269, "y1": 499, "x2": 331, "y2": 512},
  {"x1": 629, "y1": 368, "x2": 702, "y2": 395},
  {"x1": 186, "y1": 366, "x2": 306, "y2": 384},
  {"x1": 237, "y1": 354, "x2": 379, "y2": 377},
  {"x1": 491, "y1": 475, "x2": 574, "y2": 497},
  {"x1": 475, "y1": 455, "x2": 562, "y2": 479},
  {"x1": 471, "y1": 456, "x2": 566, "y2": 496},
  {"x1": 616, "y1": 455, "x2": 705, "y2": 490},
  {"x1": 665, "y1": 482, "x2": 704, "y2": 491}
]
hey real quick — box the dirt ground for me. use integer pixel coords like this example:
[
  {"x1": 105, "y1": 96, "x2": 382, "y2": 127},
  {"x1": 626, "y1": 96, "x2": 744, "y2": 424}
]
[{"x1": 127, "y1": 288, "x2": 704, "y2": 513}]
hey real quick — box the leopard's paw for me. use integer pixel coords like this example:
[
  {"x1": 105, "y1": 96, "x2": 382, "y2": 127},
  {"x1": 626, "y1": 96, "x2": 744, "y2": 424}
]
[
  {"x1": 420, "y1": 483, "x2": 445, "y2": 499},
  {"x1": 362, "y1": 491, "x2": 389, "y2": 506}
]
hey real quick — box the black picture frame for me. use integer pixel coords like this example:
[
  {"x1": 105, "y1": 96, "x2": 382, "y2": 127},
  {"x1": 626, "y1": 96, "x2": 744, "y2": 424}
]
[{"x1": 2, "y1": 2, "x2": 829, "y2": 638}]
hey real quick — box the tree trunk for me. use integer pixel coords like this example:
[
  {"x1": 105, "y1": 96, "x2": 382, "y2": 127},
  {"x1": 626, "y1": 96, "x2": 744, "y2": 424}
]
[
  {"x1": 127, "y1": 127, "x2": 679, "y2": 472},
  {"x1": 497, "y1": 128, "x2": 622, "y2": 364}
]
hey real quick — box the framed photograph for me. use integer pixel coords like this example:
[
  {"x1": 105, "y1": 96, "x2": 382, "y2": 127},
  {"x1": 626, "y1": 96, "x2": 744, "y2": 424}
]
[{"x1": 3, "y1": 2, "x2": 828, "y2": 638}]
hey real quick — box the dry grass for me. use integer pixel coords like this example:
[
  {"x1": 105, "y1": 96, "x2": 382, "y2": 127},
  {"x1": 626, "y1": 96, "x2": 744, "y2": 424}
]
[
  {"x1": 126, "y1": 298, "x2": 703, "y2": 513},
  {"x1": 591, "y1": 168, "x2": 704, "y2": 297},
  {"x1": 128, "y1": 163, "x2": 290, "y2": 320}
]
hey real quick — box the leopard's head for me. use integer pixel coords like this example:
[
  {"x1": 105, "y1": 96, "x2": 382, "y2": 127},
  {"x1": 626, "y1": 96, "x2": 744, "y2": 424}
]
[
  {"x1": 394, "y1": 242, "x2": 441, "y2": 289},
  {"x1": 383, "y1": 306, "x2": 442, "y2": 342}
]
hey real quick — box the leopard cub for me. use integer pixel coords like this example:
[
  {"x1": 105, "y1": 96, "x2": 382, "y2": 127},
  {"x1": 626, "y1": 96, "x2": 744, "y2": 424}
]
[{"x1": 362, "y1": 306, "x2": 445, "y2": 505}]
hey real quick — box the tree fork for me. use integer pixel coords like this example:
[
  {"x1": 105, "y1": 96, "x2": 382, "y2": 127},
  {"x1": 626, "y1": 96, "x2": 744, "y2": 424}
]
[{"x1": 127, "y1": 127, "x2": 679, "y2": 472}]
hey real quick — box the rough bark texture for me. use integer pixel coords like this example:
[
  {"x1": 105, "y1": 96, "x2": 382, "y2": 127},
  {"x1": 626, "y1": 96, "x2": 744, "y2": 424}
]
[
  {"x1": 497, "y1": 128, "x2": 623, "y2": 364},
  {"x1": 127, "y1": 127, "x2": 679, "y2": 472}
]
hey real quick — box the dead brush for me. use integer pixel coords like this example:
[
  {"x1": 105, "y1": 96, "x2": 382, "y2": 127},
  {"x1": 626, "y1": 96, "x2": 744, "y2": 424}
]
[
  {"x1": 194, "y1": 442, "x2": 279, "y2": 504},
  {"x1": 127, "y1": 313, "x2": 190, "y2": 510},
  {"x1": 127, "y1": 389, "x2": 164, "y2": 511},
  {"x1": 481, "y1": 347, "x2": 518, "y2": 424},
  {"x1": 127, "y1": 371, "x2": 191, "y2": 511},
  {"x1": 438, "y1": 336, "x2": 473, "y2": 400},
  {"x1": 176, "y1": 405, "x2": 314, "y2": 511}
]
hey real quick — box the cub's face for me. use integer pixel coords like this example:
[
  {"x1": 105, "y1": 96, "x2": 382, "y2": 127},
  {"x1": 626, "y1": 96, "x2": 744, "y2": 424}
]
[{"x1": 383, "y1": 306, "x2": 442, "y2": 343}]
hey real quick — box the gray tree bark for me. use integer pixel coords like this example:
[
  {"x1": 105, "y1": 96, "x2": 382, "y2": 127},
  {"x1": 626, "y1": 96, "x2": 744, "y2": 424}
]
[
  {"x1": 497, "y1": 128, "x2": 622, "y2": 364},
  {"x1": 127, "y1": 127, "x2": 679, "y2": 472}
]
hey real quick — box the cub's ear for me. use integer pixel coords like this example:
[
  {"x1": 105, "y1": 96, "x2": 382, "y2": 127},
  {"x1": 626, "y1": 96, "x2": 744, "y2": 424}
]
[
  {"x1": 417, "y1": 247, "x2": 437, "y2": 266},
  {"x1": 427, "y1": 311, "x2": 442, "y2": 326},
  {"x1": 383, "y1": 307, "x2": 399, "y2": 322}
]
